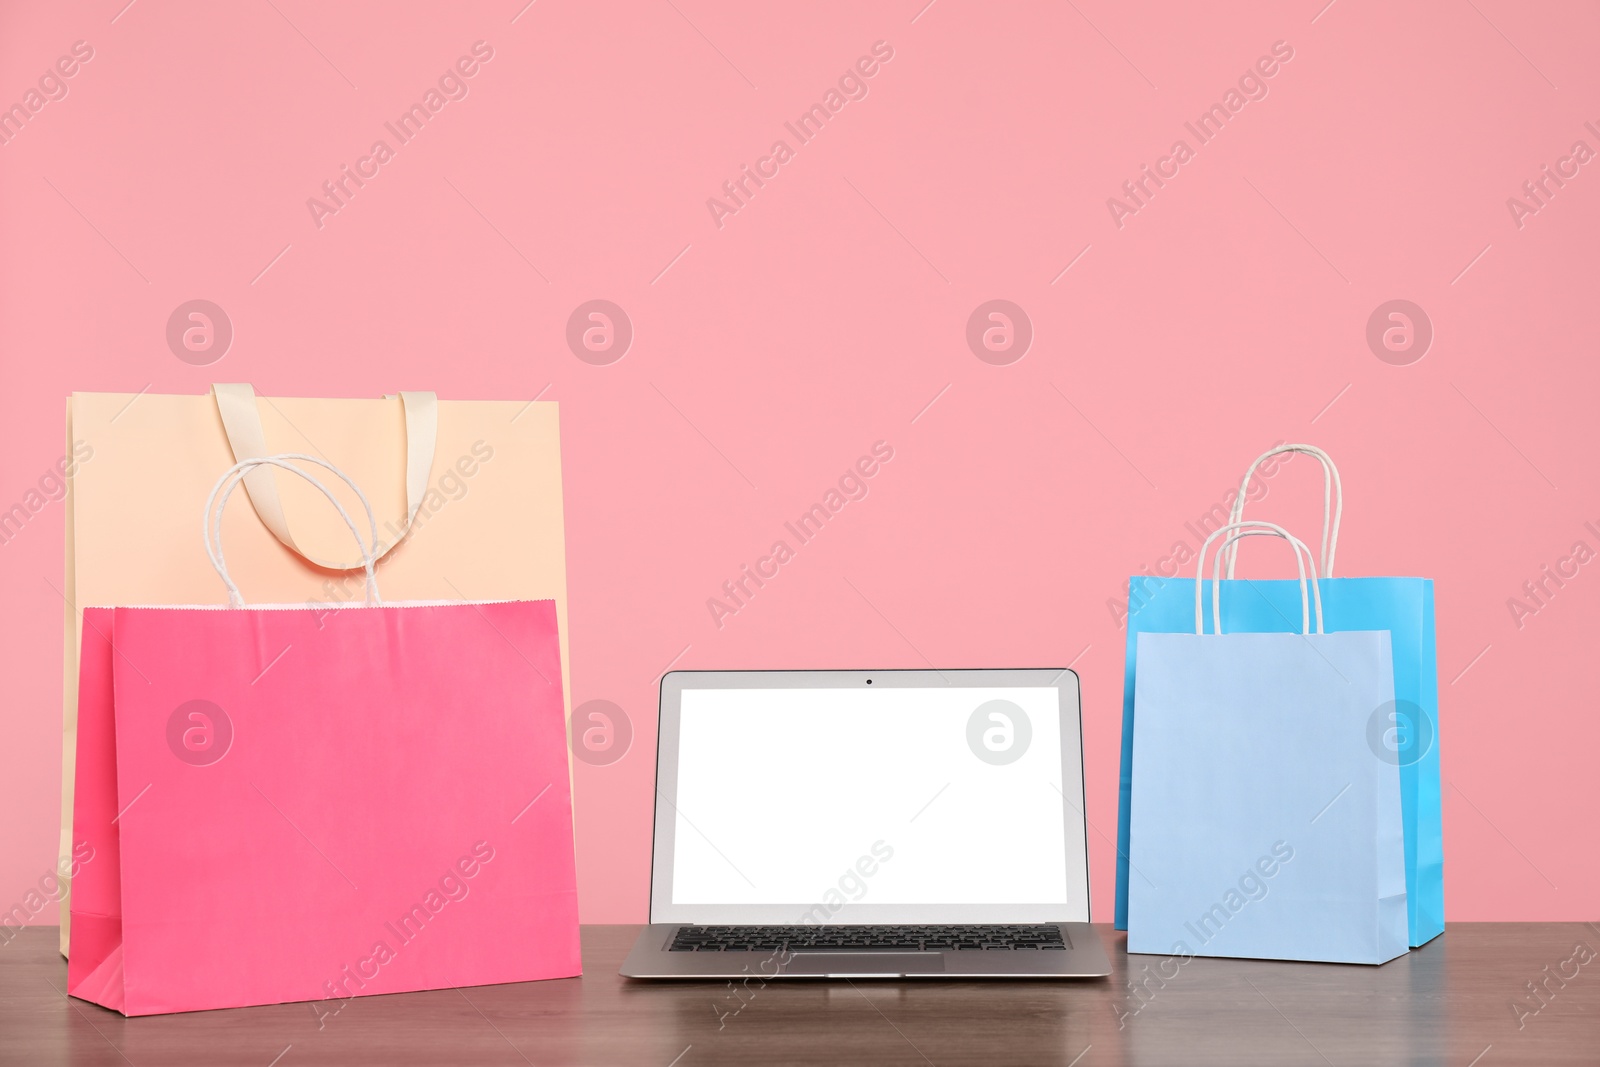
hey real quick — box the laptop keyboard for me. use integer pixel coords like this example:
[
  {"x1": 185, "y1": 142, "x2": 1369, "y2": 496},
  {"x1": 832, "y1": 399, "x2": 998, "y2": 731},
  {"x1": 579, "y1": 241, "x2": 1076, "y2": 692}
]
[{"x1": 669, "y1": 924, "x2": 1067, "y2": 952}]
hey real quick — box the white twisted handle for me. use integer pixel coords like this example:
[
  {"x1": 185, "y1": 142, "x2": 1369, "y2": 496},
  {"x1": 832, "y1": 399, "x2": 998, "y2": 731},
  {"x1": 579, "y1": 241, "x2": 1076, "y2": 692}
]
[
  {"x1": 1194, "y1": 521, "x2": 1324, "y2": 636},
  {"x1": 204, "y1": 453, "x2": 380, "y2": 607},
  {"x1": 1225, "y1": 444, "x2": 1342, "y2": 579}
]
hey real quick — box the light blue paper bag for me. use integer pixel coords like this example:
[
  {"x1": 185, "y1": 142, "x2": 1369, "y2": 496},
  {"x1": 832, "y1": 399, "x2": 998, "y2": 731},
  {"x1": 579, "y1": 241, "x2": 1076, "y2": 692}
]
[
  {"x1": 1126, "y1": 524, "x2": 1409, "y2": 964},
  {"x1": 1114, "y1": 445, "x2": 1442, "y2": 948}
]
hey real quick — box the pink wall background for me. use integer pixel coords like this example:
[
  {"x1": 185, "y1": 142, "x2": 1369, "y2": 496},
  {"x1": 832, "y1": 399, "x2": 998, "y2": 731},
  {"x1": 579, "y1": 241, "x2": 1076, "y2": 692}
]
[{"x1": 2, "y1": 0, "x2": 1596, "y2": 925}]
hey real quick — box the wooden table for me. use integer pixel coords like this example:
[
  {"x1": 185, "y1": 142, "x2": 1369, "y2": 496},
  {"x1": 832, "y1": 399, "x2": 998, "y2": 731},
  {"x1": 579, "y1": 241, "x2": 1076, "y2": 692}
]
[{"x1": 4, "y1": 924, "x2": 1597, "y2": 1065}]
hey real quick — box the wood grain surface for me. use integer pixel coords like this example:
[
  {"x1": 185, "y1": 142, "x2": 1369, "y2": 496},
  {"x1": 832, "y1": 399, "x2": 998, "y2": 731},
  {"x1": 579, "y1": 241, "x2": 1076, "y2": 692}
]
[{"x1": 3, "y1": 923, "x2": 1597, "y2": 1065}]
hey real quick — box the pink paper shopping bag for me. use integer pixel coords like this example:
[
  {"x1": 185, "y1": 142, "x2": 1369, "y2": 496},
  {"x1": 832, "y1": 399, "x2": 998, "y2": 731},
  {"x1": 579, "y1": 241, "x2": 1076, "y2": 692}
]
[{"x1": 68, "y1": 455, "x2": 580, "y2": 1016}]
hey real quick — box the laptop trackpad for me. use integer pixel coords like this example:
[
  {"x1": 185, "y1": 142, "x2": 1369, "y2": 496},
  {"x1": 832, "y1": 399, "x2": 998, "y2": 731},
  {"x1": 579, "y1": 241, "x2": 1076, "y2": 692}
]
[{"x1": 787, "y1": 953, "x2": 944, "y2": 975}]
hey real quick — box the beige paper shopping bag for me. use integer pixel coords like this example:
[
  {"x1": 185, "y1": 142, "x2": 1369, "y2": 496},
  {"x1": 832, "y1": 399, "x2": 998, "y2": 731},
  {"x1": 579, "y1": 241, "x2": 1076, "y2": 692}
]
[{"x1": 59, "y1": 385, "x2": 570, "y2": 954}]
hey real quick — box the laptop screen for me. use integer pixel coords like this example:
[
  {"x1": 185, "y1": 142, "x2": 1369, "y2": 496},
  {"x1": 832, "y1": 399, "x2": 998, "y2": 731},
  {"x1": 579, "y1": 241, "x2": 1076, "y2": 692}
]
[{"x1": 650, "y1": 672, "x2": 1090, "y2": 925}]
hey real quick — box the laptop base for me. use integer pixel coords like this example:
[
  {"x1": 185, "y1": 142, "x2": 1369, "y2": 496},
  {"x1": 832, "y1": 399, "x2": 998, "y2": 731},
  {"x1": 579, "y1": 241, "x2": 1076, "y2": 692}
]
[{"x1": 620, "y1": 923, "x2": 1111, "y2": 979}]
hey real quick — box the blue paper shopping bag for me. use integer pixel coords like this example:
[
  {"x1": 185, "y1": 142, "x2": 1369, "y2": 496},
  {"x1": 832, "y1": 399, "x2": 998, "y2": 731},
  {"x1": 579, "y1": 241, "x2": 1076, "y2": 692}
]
[
  {"x1": 1113, "y1": 445, "x2": 1442, "y2": 948},
  {"x1": 1126, "y1": 524, "x2": 1409, "y2": 964}
]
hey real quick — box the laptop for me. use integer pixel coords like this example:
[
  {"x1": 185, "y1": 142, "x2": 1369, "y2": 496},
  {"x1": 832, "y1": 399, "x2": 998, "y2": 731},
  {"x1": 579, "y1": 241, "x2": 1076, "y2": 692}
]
[{"x1": 620, "y1": 669, "x2": 1111, "y2": 978}]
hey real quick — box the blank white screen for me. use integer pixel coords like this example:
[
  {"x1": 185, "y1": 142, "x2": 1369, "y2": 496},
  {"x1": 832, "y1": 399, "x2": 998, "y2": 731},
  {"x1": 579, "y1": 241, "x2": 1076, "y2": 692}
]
[{"x1": 670, "y1": 687, "x2": 1079, "y2": 912}]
